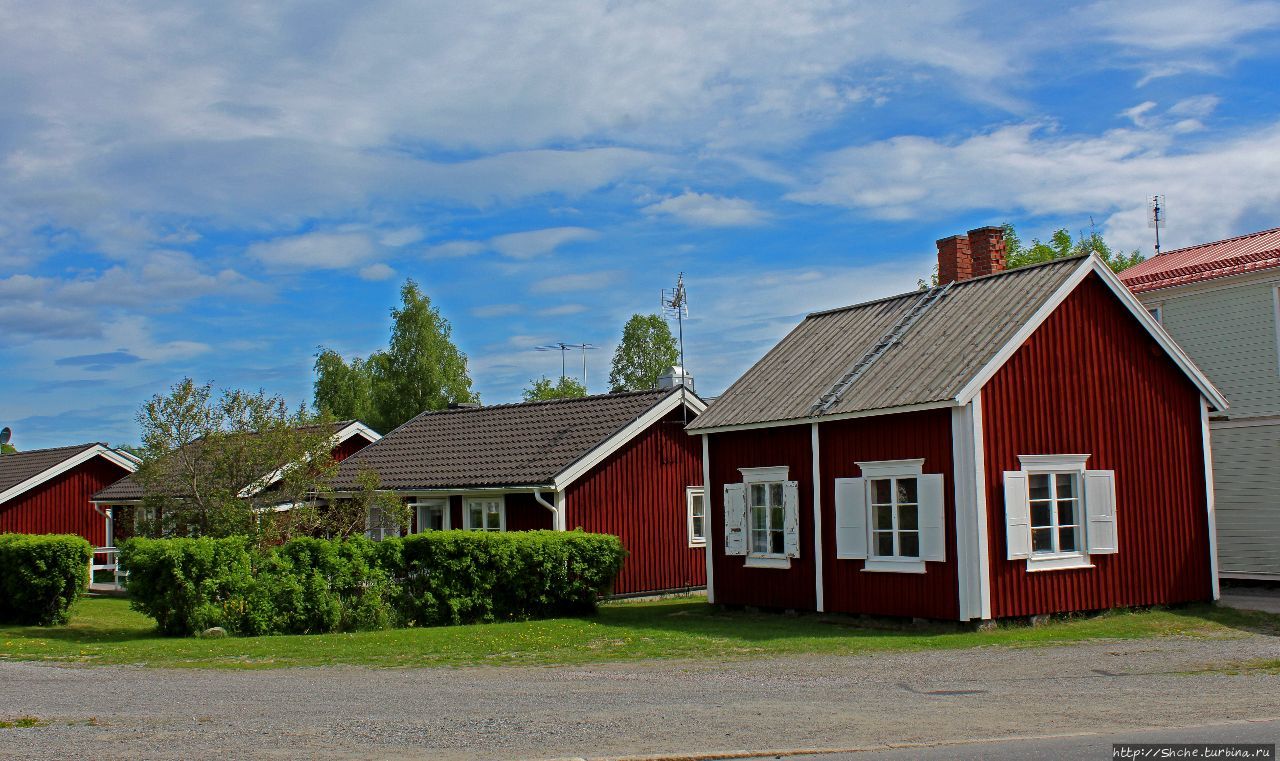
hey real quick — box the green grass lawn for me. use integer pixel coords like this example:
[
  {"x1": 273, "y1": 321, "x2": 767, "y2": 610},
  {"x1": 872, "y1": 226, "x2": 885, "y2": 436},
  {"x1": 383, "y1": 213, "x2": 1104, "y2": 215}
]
[{"x1": 1, "y1": 595, "x2": 1275, "y2": 670}]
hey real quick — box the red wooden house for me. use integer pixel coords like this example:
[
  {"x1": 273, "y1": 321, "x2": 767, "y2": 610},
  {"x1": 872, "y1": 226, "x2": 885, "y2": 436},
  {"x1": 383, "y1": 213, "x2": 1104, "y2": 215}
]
[
  {"x1": 0, "y1": 443, "x2": 138, "y2": 547},
  {"x1": 330, "y1": 387, "x2": 707, "y2": 596},
  {"x1": 687, "y1": 227, "x2": 1227, "y2": 621}
]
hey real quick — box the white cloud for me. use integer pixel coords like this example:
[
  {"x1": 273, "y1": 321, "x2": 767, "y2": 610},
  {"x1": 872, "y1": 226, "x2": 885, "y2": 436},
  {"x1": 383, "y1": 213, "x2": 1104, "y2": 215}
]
[
  {"x1": 538, "y1": 303, "x2": 588, "y2": 316},
  {"x1": 1089, "y1": 0, "x2": 1280, "y2": 51},
  {"x1": 1121, "y1": 101, "x2": 1158, "y2": 127},
  {"x1": 379, "y1": 226, "x2": 425, "y2": 247},
  {"x1": 247, "y1": 231, "x2": 377, "y2": 270},
  {"x1": 642, "y1": 191, "x2": 769, "y2": 227},
  {"x1": 788, "y1": 120, "x2": 1280, "y2": 253},
  {"x1": 529, "y1": 270, "x2": 620, "y2": 295},
  {"x1": 358, "y1": 262, "x2": 396, "y2": 281},
  {"x1": 424, "y1": 240, "x2": 488, "y2": 259},
  {"x1": 490, "y1": 227, "x2": 600, "y2": 258}
]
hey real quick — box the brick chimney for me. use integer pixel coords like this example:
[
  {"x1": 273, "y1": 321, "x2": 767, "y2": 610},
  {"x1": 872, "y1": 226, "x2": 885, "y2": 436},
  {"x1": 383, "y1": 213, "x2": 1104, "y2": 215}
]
[
  {"x1": 967, "y1": 226, "x2": 1007, "y2": 277},
  {"x1": 936, "y1": 235, "x2": 972, "y2": 285}
]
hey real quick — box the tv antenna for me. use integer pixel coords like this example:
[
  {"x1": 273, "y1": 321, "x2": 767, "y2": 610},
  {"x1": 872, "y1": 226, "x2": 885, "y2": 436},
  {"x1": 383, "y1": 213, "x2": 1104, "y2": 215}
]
[
  {"x1": 534, "y1": 342, "x2": 598, "y2": 391},
  {"x1": 661, "y1": 272, "x2": 690, "y2": 422},
  {"x1": 1148, "y1": 195, "x2": 1167, "y2": 255}
]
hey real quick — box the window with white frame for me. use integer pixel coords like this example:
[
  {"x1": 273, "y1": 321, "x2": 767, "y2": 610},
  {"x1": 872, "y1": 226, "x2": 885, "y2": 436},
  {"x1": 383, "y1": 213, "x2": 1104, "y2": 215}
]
[
  {"x1": 365, "y1": 505, "x2": 400, "y2": 541},
  {"x1": 1147, "y1": 305, "x2": 1162, "y2": 324},
  {"x1": 464, "y1": 496, "x2": 505, "y2": 531},
  {"x1": 411, "y1": 497, "x2": 449, "y2": 532},
  {"x1": 686, "y1": 486, "x2": 706, "y2": 546},
  {"x1": 834, "y1": 459, "x2": 944, "y2": 573},
  {"x1": 723, "y1": 466, "x2": 799, "y2": 568},
  {"x1": 1003, "y1": 454, "x2": 1117, "y2": 571}
]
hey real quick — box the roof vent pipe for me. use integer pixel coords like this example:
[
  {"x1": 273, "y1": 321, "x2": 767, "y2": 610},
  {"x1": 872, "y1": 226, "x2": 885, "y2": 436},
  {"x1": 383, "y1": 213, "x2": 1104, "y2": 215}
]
[{"x1": 658, "y1": 366, "x2": 695, "y2": 392}]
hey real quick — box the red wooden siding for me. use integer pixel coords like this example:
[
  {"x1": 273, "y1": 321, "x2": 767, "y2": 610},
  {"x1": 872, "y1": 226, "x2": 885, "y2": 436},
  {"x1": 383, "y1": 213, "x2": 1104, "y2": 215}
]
[
  {"x1": 331, "y1": 434, "x2": 374, "y2": 463},
  {"x1": 566, "y1": 408, "x2": 705, "y2": 595},
  {"x1": 505, "y1": 492, "x2": 553, "y2": 531},
  {"x1": 818, "y1": 409, "x2": 960, "y2": 619},
  {"x1": 705, "y1": 423, "x2": 815, "y2": 609},
  {"x1": 982, "y1": 273, "x2": 1213, "y2": 617},
  {"x1": 0, "y1": 456, "x2": 133, "y2": 546}
]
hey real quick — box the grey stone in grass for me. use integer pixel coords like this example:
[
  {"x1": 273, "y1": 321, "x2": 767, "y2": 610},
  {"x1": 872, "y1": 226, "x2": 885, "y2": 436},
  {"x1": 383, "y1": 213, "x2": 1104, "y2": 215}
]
[{"x1": 199, "y1": 627, "x2": 228, "y2": 639}]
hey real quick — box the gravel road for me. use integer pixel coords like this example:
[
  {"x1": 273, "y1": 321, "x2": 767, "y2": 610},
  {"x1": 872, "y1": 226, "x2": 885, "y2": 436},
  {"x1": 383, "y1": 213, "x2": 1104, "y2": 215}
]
[{"x1": 1, "y1": 634, "x2": 1277, "y2": 760}]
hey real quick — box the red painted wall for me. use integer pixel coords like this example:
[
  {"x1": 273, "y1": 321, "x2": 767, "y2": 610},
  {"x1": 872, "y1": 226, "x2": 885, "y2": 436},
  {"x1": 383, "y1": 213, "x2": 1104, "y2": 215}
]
[
  {"x1": 818, "y1": 409, "x2": 960, "y2": 619},
  {"x1": 331, "y1": 434, "x2": 374, "y2": 463},
  {"x1": 705, "y1": 423, "x2": 815, "y2": 609},
  {"x1": 505, "y1": 492, "x2": 553, "y2": 531},
  {"x1": 566, "y1": 408, "x2": 705, "y2": 595},
  {"x1": 983, "y1": 273, "x2": 1213, "y2": 617},
  {"x1": 0, "y1": 456, "x2": 133, "y2": 546}
]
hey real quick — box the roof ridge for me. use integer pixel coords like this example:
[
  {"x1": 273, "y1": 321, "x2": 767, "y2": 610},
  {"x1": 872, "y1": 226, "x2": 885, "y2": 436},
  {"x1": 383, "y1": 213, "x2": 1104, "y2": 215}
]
[
  {"x1": 0, "y1": 442, "x2": 103, "y2": 457},
  {"x1": 1154, "y1": 226, "x2": 1280, "y2": 258},
  {"x1": 413, "y1": 388, "x2": 671, "y2": 416},
  {"x1": 807, "y1": 254, "x2": 1088, "y2": 319}
]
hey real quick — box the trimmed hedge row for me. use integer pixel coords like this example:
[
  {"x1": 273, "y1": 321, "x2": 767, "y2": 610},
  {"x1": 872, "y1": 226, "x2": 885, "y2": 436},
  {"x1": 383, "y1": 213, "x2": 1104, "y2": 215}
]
[
  {"x1": 120, "y1": 530, "x2": 625, "y2": 636},
  {"x1": 0, "y1": 533, "x2": 92, "y2": 626}
]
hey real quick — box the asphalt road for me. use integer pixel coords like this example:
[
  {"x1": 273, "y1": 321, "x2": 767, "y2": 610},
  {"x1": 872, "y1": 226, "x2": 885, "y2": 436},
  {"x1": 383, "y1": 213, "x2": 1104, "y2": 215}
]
[
  {"x1": 1, "y1": 633, "x2": 1277, "y2": 760},
  {"x1": 742, "y1": 719, "x2": 1279, "y2": 760}
]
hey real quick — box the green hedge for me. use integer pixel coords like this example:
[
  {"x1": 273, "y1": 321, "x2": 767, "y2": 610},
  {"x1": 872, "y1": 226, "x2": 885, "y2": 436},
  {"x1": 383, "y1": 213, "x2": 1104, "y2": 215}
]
[
  {"x1": 0, "y1": 533, "x2": 92, "y2": 626},
  {"x1": 120, "y1": 530, "x2": 625, "y2": 636}
]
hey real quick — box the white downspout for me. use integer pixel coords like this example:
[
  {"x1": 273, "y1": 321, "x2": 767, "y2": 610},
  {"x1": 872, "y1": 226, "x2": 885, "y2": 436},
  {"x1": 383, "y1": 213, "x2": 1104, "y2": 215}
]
[{"x1": 533, "y1": 488, "x2": 563, "y2": 531}]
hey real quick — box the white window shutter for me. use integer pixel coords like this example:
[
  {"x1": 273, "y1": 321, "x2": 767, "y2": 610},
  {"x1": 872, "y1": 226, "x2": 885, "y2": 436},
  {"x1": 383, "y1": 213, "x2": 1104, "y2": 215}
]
[
  {"x1": 723, "y1": 483, "x2": 747, "y2": 556},
  {"x1": 782, "y1": 481, "x2": 801, "y2": 558},
  {"x1": 1003, "y1": 471, "x2": 1031, "y2": 560},
  {"x1": 834, "y1": 477, "x2": 868, "y2": 559},
  {"x1": 918, "y1": 473, "x2": 946, "y2": 562},
  {"x1": 1084, "y1": 469, "x2": 1118, "y2": 555}
]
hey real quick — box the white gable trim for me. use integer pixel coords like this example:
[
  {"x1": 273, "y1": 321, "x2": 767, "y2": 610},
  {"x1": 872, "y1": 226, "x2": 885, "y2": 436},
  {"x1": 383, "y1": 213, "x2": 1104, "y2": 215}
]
[
  {"x1": 242, "y1": 421, "x2": 384, "y2": 498},
  {"x1": 0, "y1": 445, "x2": 138, "y2": 507},
  {"x1": 553, "y1": 390, "x2": 707, "y2": 490},
  {"x1": 955, "y1": 256, "x2": 1228, "y2": 411},
  {"x1": 334, "y1": 421, "x2": 382, "y2": 445}
]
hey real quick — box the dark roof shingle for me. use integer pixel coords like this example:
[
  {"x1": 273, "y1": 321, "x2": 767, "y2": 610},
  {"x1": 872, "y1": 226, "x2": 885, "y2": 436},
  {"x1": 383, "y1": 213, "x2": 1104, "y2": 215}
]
[
  {"x1": 1, "y1": 443, "x2": 103, "y2": 496},
  {"x1": 689, "y1": 257, "x2": 1087, "y2": 430},
  {"x1": 331, "y1": 389, "x2": 682, "y2": 490}
]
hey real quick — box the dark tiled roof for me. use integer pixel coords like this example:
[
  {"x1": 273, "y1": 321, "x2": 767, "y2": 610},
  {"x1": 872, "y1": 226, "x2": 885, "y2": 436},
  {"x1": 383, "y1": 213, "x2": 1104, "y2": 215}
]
[
  {"x1": 331, "y1": 389, "x2": 681, "y2": 490},
  {"x1": 689, "y1": 256, "x2": 1087, "y2": 430},
  {"x1": 0, "y1": 443, "x2": 102, "y2": 496},
  {"x1": 1120, "y1": 227, "x2": 1280, "y2": 293},
  {"x1": 92, "y1": 420, "x2": 371, "y2": 503}
]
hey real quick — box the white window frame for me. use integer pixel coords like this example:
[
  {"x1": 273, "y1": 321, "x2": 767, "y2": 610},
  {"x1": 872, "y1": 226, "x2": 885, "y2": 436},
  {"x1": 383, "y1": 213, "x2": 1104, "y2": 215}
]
[
  {"x1": 463, "y1": 495, "x2": 506, "y2": 532},
  {"x1": 686, "y1": 486, "x2": 706, "y2": 547},
  {"x1": 410, "y1": 497, "x2": 450, "y2": 533},
  {"x1": 739, "y1": 466, "x2": 791, "y2": 569},
  {"x1": 1146, "y1": 304, "x2": 1162, "y2": 324},
  {"x1": 365, "y1": 504, "x2": 400, "y2": 542},
  {"x1": 859, "y1": 459, "x2": 928, "y2": 574},
  {"x1": 1018, "y1": 454, "x2": 1093, "y2": 572}
]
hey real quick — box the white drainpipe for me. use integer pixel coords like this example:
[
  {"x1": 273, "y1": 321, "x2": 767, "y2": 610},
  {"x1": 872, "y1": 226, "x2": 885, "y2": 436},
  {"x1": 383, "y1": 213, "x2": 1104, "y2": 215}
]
[{"x1": 533, "y1": 488, "x2": 564, "y2": 531}]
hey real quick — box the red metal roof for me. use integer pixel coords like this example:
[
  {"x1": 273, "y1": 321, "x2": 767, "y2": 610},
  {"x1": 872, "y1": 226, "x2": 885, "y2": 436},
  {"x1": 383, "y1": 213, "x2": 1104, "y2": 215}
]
[{"x1": 1120, "y1": 227, "x2": 1280, "y2": 293}]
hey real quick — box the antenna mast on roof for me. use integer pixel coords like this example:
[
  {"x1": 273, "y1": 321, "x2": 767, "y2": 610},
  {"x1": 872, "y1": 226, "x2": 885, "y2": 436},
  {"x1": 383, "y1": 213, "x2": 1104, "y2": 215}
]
[
  {"x1": 1148, "y1": 195, "x2": 1167, "y2": 256},
  {"x1": 661, "y1": 273, "x2": 690, "y2": 423},
  {"x1": 534, "y1": 342, "x2": 598, "y2": 394}
]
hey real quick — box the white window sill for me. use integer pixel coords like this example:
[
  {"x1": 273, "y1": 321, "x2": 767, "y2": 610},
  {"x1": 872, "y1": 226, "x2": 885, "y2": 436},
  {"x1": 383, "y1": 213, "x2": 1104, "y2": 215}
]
[
  {"x1": 744, "y1": 555, "x2": 791, "y2": 570},
  {"x1": 861, "y1": 558, "x2": 927, "y2": 574},
  {"x1": 1026, "y1": 554, "x2": 1095, "y2": 572},
  {"x1": 689, "y1": 540, "x2": 707, "y2": 549}
]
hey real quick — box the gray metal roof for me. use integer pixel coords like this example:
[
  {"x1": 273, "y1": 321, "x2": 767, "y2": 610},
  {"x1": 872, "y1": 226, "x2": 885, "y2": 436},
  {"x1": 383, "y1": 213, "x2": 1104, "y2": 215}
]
[
  {"x1": 330, "y1": 388, "x2": 691, "y2": 491},
  {"x1": 688, "y1": 256, "x2": 1087, "y2": 430}
]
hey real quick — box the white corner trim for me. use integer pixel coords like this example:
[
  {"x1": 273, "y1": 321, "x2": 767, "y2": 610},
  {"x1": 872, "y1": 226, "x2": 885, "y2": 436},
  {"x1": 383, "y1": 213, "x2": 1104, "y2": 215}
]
[
  {"x1": 954, "y1": 256, "x2": 1229, "y2": 413},
  {"x1": 1273, "y1": 286, "x2": 1280, "y2": 380},
  {"x1": 1017, "y1": 454, "x2": 1091, "y2": 471},
  {"x1": 951, "y1": 405, "x2": 976, "y2": 620},
  {"x1": 0, "y1": 445, "x2": 137, "y2": 507},
  {"x1": 811, "y1": 423, "x2": 824, "y2": 613},
  {"x1": 744, "y1": 555, "x2": 791, "y2": 570},
  {"x1": 1201, "y1": 398, "x2": 1220, "y2": 600},
  {"x1": 553, "y1": 389, "x2": 706, "y2": 490},
  {"x1": 862, "y1": 558, "x2": 927, "y2": 574},
  {"x1": 702, "y1": 434, "x2": 715, "y2": 604},
  {"x1": 739, "y1": 465, "x2": 789, "y2": 482},
  {"x1": 856, "y1": 458, "x2": 925, "y2": 478},
  {"x1": 555, "y1": 490, "x2": 567, "y2": 532},
  {"x1": 972, "y1": 392, "x2": 991, "y2": 620}
]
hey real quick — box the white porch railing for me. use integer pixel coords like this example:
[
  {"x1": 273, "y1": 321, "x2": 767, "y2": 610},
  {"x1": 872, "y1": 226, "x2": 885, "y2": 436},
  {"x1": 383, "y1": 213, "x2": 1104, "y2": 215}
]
[{"x1": 90, "y1": 547, "x2": 127, "y2": 592}]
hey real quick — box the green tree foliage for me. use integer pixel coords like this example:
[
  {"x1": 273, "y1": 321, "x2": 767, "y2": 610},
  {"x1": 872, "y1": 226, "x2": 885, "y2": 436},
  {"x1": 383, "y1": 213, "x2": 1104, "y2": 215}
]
[
  {"x1": 133, "y1": 378, "x2": 342, "y2": 546},
  {"x1": 0, "y1": 444, "x2": 14, "y2": 454},
  {"x1": 1002, "y1": 223, "x2": 1144, "y2": 273},
  {"x1": 522, "y1": 375, "x2": 588, "y2": 402},
  {"x1": 608, "y1": 313, "x2": 679, "y2": 392},
  {"x1": 313, "y1": 279, "x2": 477, "y2": 433}
]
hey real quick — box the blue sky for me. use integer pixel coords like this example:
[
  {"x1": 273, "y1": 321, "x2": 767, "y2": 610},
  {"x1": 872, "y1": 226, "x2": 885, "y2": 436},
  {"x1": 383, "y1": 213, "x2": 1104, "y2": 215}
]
[{"x1": 3, "y1": 0, "x2": 1280, "y2": 449}]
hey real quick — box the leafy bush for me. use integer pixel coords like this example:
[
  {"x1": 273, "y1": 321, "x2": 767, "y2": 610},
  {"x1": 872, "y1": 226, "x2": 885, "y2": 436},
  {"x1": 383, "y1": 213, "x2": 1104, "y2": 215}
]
[
  {"x1": 397, "y1": 530, "x2": 626, "y2": 626},
  {"x1": 120, "y1": 530, "x2": 625, "y2": 636},
  {"x1": 0, "y1": 533, "x2": 92, "y2": 625}
]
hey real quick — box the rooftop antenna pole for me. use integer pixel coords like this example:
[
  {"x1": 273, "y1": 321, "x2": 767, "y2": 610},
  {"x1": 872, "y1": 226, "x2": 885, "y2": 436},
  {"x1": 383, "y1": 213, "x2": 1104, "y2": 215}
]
[
  {"x1": 1148, "y1": 195, "x2": 1166, "y2": 256},
  {"x1": 661, "y1": 273, "x2": 689, "y2": 423},
  {"x1": 534, "y1": 342, "x2": 598, "y2": 396}
]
